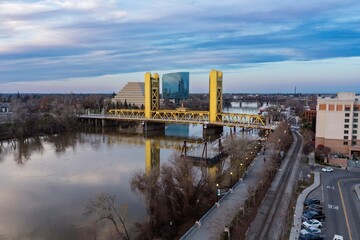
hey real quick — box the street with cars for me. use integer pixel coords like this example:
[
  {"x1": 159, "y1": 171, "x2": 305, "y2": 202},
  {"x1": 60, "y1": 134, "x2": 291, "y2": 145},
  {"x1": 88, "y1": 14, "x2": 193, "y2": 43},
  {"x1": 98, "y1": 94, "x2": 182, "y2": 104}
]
[{"x1": 301, "y1": 167, "x2": 360, "y2": 240}]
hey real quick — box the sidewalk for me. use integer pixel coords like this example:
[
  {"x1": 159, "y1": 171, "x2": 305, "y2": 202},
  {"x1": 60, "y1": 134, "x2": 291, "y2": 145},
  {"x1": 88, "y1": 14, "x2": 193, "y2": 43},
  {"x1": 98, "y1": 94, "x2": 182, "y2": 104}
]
[
  {"x1": 289, "y1": 172, "x2": 320, "y2": 240},
  {"x1": 180, "y1": 147, "x2": 275, "y2": 239}
]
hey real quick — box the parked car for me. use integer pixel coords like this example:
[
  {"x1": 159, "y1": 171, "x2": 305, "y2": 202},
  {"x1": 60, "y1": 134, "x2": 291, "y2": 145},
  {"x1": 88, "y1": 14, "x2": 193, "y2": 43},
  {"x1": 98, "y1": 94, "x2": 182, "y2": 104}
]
[
  {"x1": 304, "y1": 198, "x2": 321, "y2": 206},
  {"x1": 304, "y1": 208, "x2": 324, "y2": 215},
  {"x1": 304, "y1": 204, "x2": 323, "y2": 210},
  {"x1": 333, "y1": 235, "x2": 343, "y2": 240},
  {"x1": 302, "y1": 219, "x2": 322, "y2": 229},
  {"x1": 299, "y1": 233, "x2": 324, "y2": 240},
  {"x1": 321, "y1": 167, "x2": 334, "y2": 172},
  {"x1": 300, "y1": 226, "x2": 321, "y2": 236},
  {"x1": 302, "y1": 211, "x2": 326, "y2": 221}
]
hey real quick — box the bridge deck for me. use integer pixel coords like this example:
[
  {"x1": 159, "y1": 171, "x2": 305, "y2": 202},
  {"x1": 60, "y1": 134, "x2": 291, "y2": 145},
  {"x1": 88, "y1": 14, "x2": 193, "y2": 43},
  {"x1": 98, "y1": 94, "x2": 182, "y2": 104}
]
[{"x1": 79, "y1": 109, "x2": 274, "y2": 130}]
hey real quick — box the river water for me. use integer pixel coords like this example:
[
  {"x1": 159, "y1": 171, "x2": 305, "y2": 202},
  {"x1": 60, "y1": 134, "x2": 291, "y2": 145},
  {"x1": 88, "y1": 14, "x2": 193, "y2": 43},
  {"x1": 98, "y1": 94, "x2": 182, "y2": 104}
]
[
  {"x1": 0, "y1": 124, "x2": 215, "y2": 239},
  {"x1": 0, "y1": 105, "x2": 263, "y2": 239}
]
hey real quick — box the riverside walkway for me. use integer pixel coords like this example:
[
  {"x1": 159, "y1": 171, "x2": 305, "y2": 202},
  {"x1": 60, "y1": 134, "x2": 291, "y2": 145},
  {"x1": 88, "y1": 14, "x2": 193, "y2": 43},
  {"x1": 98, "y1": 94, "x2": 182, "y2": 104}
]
[{"x1": 181, "y1": 144, "x2": 274, "y2": 239}]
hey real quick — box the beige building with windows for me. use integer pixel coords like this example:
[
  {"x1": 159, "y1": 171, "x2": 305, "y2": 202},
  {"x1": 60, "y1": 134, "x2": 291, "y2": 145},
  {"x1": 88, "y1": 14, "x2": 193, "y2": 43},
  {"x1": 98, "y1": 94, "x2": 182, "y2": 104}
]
[
  {"x1": 316, "y1": 92, "x2": 360, "y2": 155},
  {"x1": 111, "y1": 82, "x2": 145, "y2": 107}
]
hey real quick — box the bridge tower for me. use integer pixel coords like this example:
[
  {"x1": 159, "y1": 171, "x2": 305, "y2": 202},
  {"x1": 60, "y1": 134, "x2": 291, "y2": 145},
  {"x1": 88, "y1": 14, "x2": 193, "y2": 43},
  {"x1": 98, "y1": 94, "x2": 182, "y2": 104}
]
[
  {"x1": 209, "y1": 69, "x2": 223, "y2": 123},
  {"x1": 144, "y1": 72, "x2": 160, "y2": 119}
]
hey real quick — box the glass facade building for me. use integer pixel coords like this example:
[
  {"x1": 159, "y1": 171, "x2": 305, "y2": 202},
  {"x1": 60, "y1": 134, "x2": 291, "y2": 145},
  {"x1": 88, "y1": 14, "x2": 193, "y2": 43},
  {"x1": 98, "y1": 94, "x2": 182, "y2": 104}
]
[{"x1": 162, "y1": 72, "x2": 189, "y2": 101}]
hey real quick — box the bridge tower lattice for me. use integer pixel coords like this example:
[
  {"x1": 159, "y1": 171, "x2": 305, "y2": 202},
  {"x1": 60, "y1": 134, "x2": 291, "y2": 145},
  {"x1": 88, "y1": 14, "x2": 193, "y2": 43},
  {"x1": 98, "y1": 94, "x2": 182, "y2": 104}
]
[
  {"x1": 209, "y1": 69, "x2": 223, "y2": 123},
  {"x1": 144, "y1": 72, "x2": 160, "y2": 118}
]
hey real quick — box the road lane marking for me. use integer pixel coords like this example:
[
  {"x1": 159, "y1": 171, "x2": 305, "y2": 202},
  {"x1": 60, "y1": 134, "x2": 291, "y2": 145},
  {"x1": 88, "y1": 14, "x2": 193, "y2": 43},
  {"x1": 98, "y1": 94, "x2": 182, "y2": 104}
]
[
  {"x1": 327, "y1": 204, "x2": 339, "y2": 210},
  {"x1": 338, "y1": 180, "x2": 353, "y2": 240},
  {"x1": 326, "y1": 185, "x2": 335, "y2": 190}
]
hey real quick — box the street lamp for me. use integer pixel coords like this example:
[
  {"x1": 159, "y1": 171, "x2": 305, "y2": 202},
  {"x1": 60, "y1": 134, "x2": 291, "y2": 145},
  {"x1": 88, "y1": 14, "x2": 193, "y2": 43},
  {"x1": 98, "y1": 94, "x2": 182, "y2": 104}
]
[
  {"x1": 240, "y1": 163, "x2": 243, "y2": 177},
  {"x1": 230, "y1": 172, "x2": 233, "y2": 186},
  {"x1": 196, "y1": 199, "x2": 200, "y2": 220},
  {"x1": 216, "y1": 183, "x2": 220, "y2": 202},
  {"x1": 169, "y1": 221, "x2": 173, "y2": 237}
]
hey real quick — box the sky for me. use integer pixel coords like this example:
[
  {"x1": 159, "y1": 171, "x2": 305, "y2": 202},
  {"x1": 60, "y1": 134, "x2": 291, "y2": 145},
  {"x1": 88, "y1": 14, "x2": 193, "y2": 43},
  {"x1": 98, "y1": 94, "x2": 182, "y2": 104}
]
[{"x1": 0, "y1": 0, "x2": 360, "y2": 93}]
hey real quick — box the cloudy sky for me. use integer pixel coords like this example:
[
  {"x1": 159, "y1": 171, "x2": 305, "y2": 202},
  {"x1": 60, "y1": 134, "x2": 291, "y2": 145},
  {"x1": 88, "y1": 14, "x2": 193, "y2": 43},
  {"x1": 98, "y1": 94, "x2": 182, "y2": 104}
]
[{"x1": 0, "y1": 0, "x2": 359, "y2": 93}]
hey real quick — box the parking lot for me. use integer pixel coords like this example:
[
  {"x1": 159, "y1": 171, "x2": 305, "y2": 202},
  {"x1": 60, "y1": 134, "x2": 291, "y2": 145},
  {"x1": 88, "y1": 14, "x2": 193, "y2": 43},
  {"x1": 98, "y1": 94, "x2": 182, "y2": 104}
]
[{"x1": 303, "y1": 167, "x2": 360, "y2": 240}]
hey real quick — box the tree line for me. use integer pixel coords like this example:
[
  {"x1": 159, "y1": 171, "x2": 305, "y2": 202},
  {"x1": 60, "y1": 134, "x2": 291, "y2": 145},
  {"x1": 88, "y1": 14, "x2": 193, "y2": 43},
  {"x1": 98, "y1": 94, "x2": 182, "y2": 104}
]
[{"x1": 0, "y1": 94, "x2": 111, "y2": 140}]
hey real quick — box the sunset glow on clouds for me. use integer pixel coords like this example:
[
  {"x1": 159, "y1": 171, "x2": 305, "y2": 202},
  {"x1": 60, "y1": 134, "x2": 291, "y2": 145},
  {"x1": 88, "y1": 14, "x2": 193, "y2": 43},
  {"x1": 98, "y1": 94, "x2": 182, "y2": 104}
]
[{"x1": 0, "y1": 0, "x2": 359, "y2": 93}]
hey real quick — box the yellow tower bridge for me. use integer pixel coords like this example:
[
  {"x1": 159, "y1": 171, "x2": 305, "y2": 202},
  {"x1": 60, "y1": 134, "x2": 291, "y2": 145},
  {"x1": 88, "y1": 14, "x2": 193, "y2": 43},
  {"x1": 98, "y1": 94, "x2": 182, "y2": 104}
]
[{"x1": 79, "y1": 70, "x2": 272, "y2": 132}]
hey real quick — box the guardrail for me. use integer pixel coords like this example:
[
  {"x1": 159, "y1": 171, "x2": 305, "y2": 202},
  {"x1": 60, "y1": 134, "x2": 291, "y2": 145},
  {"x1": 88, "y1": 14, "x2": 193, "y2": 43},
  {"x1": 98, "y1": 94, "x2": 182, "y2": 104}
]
[{"x1": 180, "y1": 163, "x2": 252, "y2": 240}]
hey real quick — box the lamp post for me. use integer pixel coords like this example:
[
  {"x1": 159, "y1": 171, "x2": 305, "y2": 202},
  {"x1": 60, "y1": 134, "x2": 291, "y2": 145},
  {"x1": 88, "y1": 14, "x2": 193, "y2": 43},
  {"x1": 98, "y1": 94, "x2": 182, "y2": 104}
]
[
  {"x1": 216, "y1": 183, "x2": 220, "y2": 202},
  {"x1": 169, "y1": 221, "x2": 173, "y2": 237},
  {"x1": 196, "y1": 199, "x2": 200, "y2": 220},
  {"x1": 230, "y1": 172, "x2": 233, "y2": 187},
  {"x1": 240, "y1": 163, "x2": 243, "y2": 177}
]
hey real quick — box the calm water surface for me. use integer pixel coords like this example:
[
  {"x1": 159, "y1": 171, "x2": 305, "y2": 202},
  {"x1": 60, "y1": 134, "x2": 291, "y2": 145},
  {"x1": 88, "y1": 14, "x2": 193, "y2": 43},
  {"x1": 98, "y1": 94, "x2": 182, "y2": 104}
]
[
  {"x1": 0, "y1": 126, "x2": 205, "y2": 240},
  {"x1": 0, "y1": 105, "x2": 261, "y2": 239}
]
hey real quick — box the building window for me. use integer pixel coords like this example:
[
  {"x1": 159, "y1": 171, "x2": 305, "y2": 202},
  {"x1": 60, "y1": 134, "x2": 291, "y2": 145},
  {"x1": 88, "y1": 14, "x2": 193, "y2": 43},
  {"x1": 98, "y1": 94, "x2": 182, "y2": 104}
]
[
  {"x1": 345, "y1": 106, "x2": 351, "y2": 111},
  {"x1": 352, "y1": 135, "x2": 357, "y2": 139},
  {"x1": 345, "y1": 119, "x2": 349, "y2": 123},
  {"x1": 354, "y1": 119, "x2": 358, "y2": 123},
  {"x1": 353, "y1": 130, "x2": 357, "y2": 134},
  {"x1": 344, "y1": 141, "x2": 348, "y2": 145},
  {"x1": 354, "y1": 124, "x2": 358, "y2": 129},
  {"x1": 345, "y1": 124, "x2": 349, "y2": 128},
  {"x1": 344, "y1": 136, "x2": 348, "y2": 140},
  {"x1": 345, "y1": 113, "x2": 350, "y2": 117},
  {"x1": 354, "y1": 113, "x2": 359, "y2": 117},
  {"x1": 355, "y1": 106, "x2": 359, "y2": 111},
  {"x1": 344, "y1": 130, "x2": 349, "y2": 134},
  {"x1": 319, "y1": 104, "x2": 326, "y2": 110},
  {"x1": 352, "y1": 141, "x2": 357, "y2": 146}
]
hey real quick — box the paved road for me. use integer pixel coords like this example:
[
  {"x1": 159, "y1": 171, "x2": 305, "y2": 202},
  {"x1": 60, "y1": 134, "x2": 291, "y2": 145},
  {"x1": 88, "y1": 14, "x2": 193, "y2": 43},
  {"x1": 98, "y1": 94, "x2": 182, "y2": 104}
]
[
  {"x1": 338, "y1": 178, "x2": 360, "y2": 240},
  {"x1": 310, "y1": 168, "x2": 360, "y2": 240}
]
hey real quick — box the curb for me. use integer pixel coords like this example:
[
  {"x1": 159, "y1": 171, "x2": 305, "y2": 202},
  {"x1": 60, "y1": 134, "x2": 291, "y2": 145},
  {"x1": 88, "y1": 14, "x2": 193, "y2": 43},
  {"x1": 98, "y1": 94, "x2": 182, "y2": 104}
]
[
  {"x1": 289, "y1": 172, "x2": 320, "y2": 240},
  {"x1": 354, "y1": 184, "x2": 360, "y2": 202}
]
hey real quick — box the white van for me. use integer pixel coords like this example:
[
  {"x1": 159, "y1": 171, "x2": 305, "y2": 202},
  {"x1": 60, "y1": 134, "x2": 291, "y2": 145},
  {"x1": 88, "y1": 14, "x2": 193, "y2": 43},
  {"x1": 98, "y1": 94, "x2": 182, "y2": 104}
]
[{"x1": 333, "y1": 235, "x2": 343, "y2": 240}]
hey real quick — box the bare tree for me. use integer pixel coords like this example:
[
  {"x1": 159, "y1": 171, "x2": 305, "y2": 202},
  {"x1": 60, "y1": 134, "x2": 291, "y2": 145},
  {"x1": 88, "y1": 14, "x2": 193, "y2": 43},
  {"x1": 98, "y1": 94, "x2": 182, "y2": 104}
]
[
  {"x1": 84, "y1": 193, "x2": 131, "y2": 240},
  {"x1": 130, "y1": 155, "x2": 215, "y2": 239}
]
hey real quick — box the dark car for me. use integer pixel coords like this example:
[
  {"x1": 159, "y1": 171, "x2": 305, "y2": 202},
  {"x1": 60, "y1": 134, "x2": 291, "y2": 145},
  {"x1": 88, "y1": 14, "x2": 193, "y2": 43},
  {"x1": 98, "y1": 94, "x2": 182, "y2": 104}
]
[
  {"x1": 304, "y1": 198, "x2": 321, "y2": 206},
  {"x1": 302, "y1": 211, "x2": 326, "y2": 221},
  {"x1": 304, "y1": 204, "x2": 323, "y2": 210},
  {"x1": 303, "y1": 208, "x2": 324, "y2": 215},
  {"x1": 299, "y1": 233, "x2": 324, "y2": 240}
]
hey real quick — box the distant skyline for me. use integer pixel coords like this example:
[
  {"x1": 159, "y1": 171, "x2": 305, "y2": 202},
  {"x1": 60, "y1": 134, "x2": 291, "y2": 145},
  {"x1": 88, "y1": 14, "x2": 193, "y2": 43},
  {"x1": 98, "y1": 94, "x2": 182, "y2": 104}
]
[{"x1": 0, "y1": 0, "x2": 359, "y2": 93}]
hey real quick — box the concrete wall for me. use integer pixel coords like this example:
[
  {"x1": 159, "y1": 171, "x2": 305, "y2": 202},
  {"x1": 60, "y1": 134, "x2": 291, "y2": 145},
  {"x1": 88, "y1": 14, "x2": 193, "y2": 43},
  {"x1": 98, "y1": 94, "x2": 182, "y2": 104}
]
[{"x1": 327, "y1": 157, "x2": 348, "y2": 168}]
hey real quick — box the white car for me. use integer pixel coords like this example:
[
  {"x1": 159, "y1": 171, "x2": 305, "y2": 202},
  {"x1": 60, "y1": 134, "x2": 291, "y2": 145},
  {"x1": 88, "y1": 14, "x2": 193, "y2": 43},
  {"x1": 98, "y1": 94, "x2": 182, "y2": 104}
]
[
  {"x1": 302, "y1": 219, "x2": 322, "y2": 229},
  {"x1": 333, "y1": 235, "x2": 343, "y2": 240},
  {"x1": 300, "y1": 226, "x2": 321, "y2": 235},
  {"x1": 321, "y1": 167, "x2": 334, "y2": 172}
]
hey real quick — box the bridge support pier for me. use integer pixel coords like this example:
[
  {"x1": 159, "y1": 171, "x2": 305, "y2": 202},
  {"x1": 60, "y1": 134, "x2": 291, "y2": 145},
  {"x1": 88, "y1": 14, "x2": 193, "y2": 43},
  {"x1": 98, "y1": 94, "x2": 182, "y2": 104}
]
[
  {"x1": 203, "y1": 124, "x2": 223, "y2": 137},
  {"x1": 143, "y1": 121, "x2": 165, "y2": 136}
]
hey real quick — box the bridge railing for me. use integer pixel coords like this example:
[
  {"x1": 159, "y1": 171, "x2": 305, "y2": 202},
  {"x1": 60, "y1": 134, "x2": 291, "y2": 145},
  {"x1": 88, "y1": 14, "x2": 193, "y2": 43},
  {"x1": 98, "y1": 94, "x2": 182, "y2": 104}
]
[
  {"x1": 216, "y1": 112, "x2": 266, "y2": 127},
  {"x1": 107, "y1": 109, "x2": 145, "y2": 118},
  {"x1": 84, "y1": 109, "x2": 271, "y2": 129}
]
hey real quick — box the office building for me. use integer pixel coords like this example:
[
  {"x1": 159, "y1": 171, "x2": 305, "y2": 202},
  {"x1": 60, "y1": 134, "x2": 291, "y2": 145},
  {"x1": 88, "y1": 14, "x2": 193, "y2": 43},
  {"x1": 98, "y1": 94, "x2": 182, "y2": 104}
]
[
  {"x1": 315, "y1": 92, "x2": 360, "y2": 155},
  {"x1": 162, "y1": 72, "x2": 189, "y2": 104},
  {"x1": 112, "y1": 82, "x2": 144, "y2": 107},
  {"x1": 304, "y1": 109, "x2": 316, "y2": 122}
]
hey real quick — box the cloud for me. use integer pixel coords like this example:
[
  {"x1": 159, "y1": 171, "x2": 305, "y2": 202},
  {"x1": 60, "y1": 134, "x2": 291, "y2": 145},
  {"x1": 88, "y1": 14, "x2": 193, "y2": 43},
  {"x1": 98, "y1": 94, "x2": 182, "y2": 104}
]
[{"x1": 0, "y1": 0, "x2": 359, "y2": 92}]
